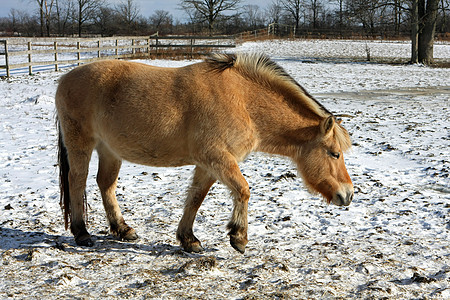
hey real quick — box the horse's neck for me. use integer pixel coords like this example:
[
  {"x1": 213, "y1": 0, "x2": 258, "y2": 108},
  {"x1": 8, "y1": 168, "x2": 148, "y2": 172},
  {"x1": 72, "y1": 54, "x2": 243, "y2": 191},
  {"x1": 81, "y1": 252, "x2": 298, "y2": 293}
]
[{"x1": 249, "y1": 92, "x2": 321, "y2": 158}]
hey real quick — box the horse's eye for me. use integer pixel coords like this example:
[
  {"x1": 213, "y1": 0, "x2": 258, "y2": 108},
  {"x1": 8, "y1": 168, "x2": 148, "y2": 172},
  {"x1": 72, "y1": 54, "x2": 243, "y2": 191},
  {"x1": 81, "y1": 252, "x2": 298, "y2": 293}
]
[{"x1": 329, "y1": 151, "x2": 340, "y2": 159}]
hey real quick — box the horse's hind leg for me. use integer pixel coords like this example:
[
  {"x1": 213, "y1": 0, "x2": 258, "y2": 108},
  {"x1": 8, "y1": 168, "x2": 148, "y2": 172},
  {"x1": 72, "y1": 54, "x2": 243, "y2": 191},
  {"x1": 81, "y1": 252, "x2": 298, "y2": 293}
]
[
  {"x1": 64, "y1": 133, "x2": 96, "y2": 246},
  {"x1": 96, "y1": 143, "x2": 137, "y2": 241},
  {"x1": 177, "y1": 166, "x2": 215, "y2": 253}
]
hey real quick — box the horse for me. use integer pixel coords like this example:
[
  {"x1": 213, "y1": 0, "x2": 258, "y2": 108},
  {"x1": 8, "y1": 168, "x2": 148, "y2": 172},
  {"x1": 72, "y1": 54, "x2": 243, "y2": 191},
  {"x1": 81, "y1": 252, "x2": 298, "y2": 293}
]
[{"x1": 55, "y1": 53, "x2": 353, "y2": 254}]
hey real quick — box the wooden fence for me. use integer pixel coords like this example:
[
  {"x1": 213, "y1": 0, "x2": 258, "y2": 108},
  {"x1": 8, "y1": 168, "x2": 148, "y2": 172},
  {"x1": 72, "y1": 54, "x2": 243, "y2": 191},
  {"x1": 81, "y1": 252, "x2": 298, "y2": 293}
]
[
  {"x1": 236, "y1": 28, "x2": 272, "y2": 42},
  {"x1": 0, "y1": 35, "x2": 236, "y2": 77}
]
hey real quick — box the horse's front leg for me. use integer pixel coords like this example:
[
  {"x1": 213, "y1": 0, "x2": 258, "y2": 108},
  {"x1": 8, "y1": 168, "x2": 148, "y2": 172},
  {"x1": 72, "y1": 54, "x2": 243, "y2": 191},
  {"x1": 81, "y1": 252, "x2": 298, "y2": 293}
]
[
  {"x1": 177, "y1": 166, "x2": 215, "y2": 253},
  {"x1": 206, "y1": 152, "x2": 250, "y2": 254},
  {"x1": 224, "y1": 168, "x2": 250, "y2": 254}
]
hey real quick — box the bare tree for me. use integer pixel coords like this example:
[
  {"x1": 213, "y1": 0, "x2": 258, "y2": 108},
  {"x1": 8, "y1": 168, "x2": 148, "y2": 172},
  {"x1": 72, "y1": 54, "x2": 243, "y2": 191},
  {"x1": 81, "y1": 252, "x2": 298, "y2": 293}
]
[
  {"x1": 54, "y1": 0, "x2": 74, "y2": 36},
  {"x1": 75, "y1": 0, "x2": 103, "y2": 36},
  {"x1": 266, "y1": 0, "x2": 283, "y2": 24},
  {"x1": 149, "y1": 10, "x2": 173, "y2": 34},
  {"x1": 344, "y1": 0, "x2": 439, "y2": 64},
  {"x1": 417, "y1": 0, "x2": 440, "y2": 64},
  {"x1": 346, "y1": 0, "x2": 385, "y2": 36},
  {"x1": 305, "y1": 0, "x2": 324, "y2": 29},
  {"x1": 180, "y1": 0, "x2": 242, "y2": 33},
  {"x1": 8, "y1": 9, "x2": 20, "y2": 34},
  {"x1": 116, "y1": 0, "x2": 140, "y2": 33},
  {"x1": 331, "y1": 0, "x2": 346, "y2": 30},
  {"x1": 392, "y1": 0, "x2": 402, "y2": 34},
  {"x1": 242, "y1": 4, "x2": 264, "y2": 29},
  {"x1": 437, "y1": 0, "x2": 449, "y2": 31},
  {"x1": 35, "y1": 0, "x2": 55, "y2": 36},
  {"x1": 438, "y1": 0, "x2": 449, "y2": 31},
  {"x1": 93, "y1": 5, "x2": 119, "y2": 36},
  {"x1": 8, "y1": 9, "x2": 39, "y2": 36},
  {"x1": 280, "y1": 0, "x2": 302, "y2": 29},
  {"x1": 407, "y1": 0, "x2": 440, "y2": 64},
  {"x1": 411, "y1": 0, "x2": 420, "y2": 62}
]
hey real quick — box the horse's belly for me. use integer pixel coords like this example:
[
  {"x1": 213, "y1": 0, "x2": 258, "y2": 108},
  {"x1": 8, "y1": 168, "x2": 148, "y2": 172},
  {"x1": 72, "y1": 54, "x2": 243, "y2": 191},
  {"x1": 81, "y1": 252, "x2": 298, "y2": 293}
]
[
  {"x1": 123, "y1": 152, "x2": 192, "y2": 167},
  {"x1": 99, "y1": 131, "x2": 192, "y2": 167}
]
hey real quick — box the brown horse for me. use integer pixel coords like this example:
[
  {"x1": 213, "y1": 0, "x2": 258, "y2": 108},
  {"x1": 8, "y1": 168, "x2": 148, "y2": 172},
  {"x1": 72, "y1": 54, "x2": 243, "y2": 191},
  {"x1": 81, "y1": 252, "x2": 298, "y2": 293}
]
[{"x1": 56, "y1": 53, "x2": 353, "y2": 253}]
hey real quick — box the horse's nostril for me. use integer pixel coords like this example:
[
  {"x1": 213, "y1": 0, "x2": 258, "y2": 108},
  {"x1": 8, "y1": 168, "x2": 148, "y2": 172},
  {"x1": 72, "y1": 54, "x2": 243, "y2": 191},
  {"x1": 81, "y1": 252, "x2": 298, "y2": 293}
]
[
  {"x1": 337, "y1": 193, "x2": 345, "y2": 205},
  {"x1": 333, "y1": 192, "x2": 352, "y2": 206}
]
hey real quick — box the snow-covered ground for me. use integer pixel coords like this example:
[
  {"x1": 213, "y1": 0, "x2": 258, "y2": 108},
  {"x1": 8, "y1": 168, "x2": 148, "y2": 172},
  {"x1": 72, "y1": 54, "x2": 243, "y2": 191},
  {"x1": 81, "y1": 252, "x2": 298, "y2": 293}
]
[{"x1": 1, "y1": 40, "x2": 449, "y2": 299}]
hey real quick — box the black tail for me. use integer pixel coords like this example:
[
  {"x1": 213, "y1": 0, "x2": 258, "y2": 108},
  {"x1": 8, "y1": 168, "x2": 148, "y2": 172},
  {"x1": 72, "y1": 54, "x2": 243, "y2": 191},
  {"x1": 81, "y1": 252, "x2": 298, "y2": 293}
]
[{"x1": 58, "y1": 123, "x2": 71, "y2": 230}]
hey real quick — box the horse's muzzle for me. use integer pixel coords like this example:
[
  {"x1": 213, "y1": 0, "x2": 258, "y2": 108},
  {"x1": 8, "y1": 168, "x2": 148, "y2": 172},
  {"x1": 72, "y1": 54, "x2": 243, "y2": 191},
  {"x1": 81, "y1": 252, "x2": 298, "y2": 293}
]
[{"x1": 332, "y1": 186, "x2": 354, "y2": 206}]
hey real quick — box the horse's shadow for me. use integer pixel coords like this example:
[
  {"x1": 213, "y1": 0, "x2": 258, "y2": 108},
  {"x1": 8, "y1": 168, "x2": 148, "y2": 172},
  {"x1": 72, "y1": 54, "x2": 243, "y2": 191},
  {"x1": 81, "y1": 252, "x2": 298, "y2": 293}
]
[{"x1": 0, "y1": 226, "x2": 217, "y2": 258}]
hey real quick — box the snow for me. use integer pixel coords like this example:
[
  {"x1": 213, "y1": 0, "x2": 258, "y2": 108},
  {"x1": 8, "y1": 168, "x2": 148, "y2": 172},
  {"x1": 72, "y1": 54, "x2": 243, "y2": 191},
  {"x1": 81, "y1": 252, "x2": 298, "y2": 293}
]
[
  {"x1": 236, "y1": 39, "x2": 450, "y2": 63},
  {"x1": 1, "y1": 39, "x2": 449, "y2": 299}
]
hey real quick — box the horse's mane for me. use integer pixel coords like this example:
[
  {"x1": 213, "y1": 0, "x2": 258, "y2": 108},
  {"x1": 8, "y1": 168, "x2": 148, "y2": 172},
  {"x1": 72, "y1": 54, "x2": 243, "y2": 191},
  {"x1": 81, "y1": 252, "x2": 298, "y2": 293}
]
[{"x1": 206, "y1": 53, "x2": 351, "y2": 151}]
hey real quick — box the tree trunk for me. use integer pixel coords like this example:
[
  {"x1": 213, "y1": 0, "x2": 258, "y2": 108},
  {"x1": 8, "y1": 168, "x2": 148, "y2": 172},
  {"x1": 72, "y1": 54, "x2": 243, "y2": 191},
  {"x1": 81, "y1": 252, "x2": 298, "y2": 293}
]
[
  {"x1": 411, "y1": 0, "x2": 419, "y2": 63},
  {"x1": 418, "y1": 0, "x2": 439, "y2": 64},
  {"x1": 394, "y1": 0, "x2": 399, "y2": 35},
  {"x1": 440, "y1": 0, "x2": 447, "y2": 32},
  {"x1": 208, "y1": 14, "x2": 214, "y2": 35},
  {"x1": 78, "y1": 4, "x2": 83, "y2": 37},
  {"x1": 38, "y1": 0, "x2": 45, "y2": 37}
]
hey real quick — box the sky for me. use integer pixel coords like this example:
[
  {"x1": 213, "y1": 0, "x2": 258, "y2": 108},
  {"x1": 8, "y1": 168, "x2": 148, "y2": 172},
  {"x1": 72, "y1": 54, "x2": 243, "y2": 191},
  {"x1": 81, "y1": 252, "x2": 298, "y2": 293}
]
[{"x1": 0, "y1": 0, "x2": 274, "y2": 22}]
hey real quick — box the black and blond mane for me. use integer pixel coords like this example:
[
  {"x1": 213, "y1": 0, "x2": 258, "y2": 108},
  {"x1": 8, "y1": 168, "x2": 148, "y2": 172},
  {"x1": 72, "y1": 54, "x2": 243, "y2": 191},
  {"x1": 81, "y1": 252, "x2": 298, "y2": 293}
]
[
  {"x1": 206, "y1": 53, "x2": 351, "y2": 151},
  {"x1": 207, "y1": 53, "x2": 330, "y2": 117}
]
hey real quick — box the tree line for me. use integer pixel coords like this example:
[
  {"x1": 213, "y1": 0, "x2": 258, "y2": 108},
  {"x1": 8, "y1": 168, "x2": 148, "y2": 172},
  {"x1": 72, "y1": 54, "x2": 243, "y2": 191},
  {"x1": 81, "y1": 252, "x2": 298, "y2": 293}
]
[{"x1": 0, "y1": 0, "x2": 449, "y2": 64}]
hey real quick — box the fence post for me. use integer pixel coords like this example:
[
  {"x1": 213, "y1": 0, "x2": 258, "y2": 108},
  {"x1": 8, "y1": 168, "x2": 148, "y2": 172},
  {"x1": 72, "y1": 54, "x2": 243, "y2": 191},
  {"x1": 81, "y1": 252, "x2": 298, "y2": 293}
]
[
  {"x1": 27, "y1": 41, "x2": 32, "y2": 75},
  {"x1": 97, "y1": 40, "x2": 101, "y2": 58},
  {"x1": 155, "y1": 37, "x2": 159, "y2": 56},
  {"x1": 132, "y1": 39, "x2": 135, "y2": 55},
  {"x1": 2, "y1": 40, "x2": 10, "y2": 77},
  {"x1": 115, "y1": 39, "x2": 118, "y2": 57},
  {"x1": 54, "y1": 41, "x2": 58, "y2": 71},
  {"x1": 77, "y1": 41, "x2": 81, "y2": 65},
  {"x1": 190, "y1": 38, "x2": 194, "y2": 58}
]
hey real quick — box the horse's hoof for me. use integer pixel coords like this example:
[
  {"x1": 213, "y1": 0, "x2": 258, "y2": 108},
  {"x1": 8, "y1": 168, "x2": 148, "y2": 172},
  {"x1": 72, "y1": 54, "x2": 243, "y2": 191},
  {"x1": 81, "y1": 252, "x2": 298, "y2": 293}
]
[
  {"x1": 112, "y1": 224, "x2": 138, "y2": 241},
  {"x1": 230, "y1": 240, "x2": 246, "y2": 254},
  {"x1": 121, "y1": 228, "x2": 138, "y2": 241},
  {"x1": 76, "y1": 236, "x2": 94, "y2": 247},
  {"x1": 229, "y1": 234, "x2": 247, "y2": 254},
  {"x1": 183, "y1": 242, "x2": 204, "y2": 253},
  {"x1": 177, "y1": 231, "x2": 203, "y2": 253}
]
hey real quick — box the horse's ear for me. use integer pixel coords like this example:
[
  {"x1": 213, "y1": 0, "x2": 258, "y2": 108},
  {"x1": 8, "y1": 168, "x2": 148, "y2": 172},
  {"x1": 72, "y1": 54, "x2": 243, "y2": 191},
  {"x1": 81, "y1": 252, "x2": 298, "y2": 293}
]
[{"x1": 321, "y1": 116, "x2": 335, "y2": 135}]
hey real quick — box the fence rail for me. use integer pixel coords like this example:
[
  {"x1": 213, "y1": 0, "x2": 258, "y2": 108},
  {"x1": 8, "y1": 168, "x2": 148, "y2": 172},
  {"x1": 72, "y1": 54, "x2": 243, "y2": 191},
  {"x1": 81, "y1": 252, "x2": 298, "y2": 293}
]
[{"x1": 0, "y1": 35, "x2": 236, "y2": 77}]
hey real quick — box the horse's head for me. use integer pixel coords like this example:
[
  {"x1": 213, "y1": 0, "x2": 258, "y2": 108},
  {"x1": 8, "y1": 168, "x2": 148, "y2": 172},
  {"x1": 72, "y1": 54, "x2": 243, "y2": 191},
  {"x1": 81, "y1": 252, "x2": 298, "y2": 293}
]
[{"x1": 296, "y1": 116, "x2": 353, "y2": 206}]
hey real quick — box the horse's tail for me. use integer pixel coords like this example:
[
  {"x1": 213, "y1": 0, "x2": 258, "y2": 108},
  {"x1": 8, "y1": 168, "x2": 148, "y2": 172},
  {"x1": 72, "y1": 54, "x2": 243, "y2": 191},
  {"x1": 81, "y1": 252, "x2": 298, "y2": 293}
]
[{"x1": 57, "y1": 121, "x2": 71, "y2": 230}]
